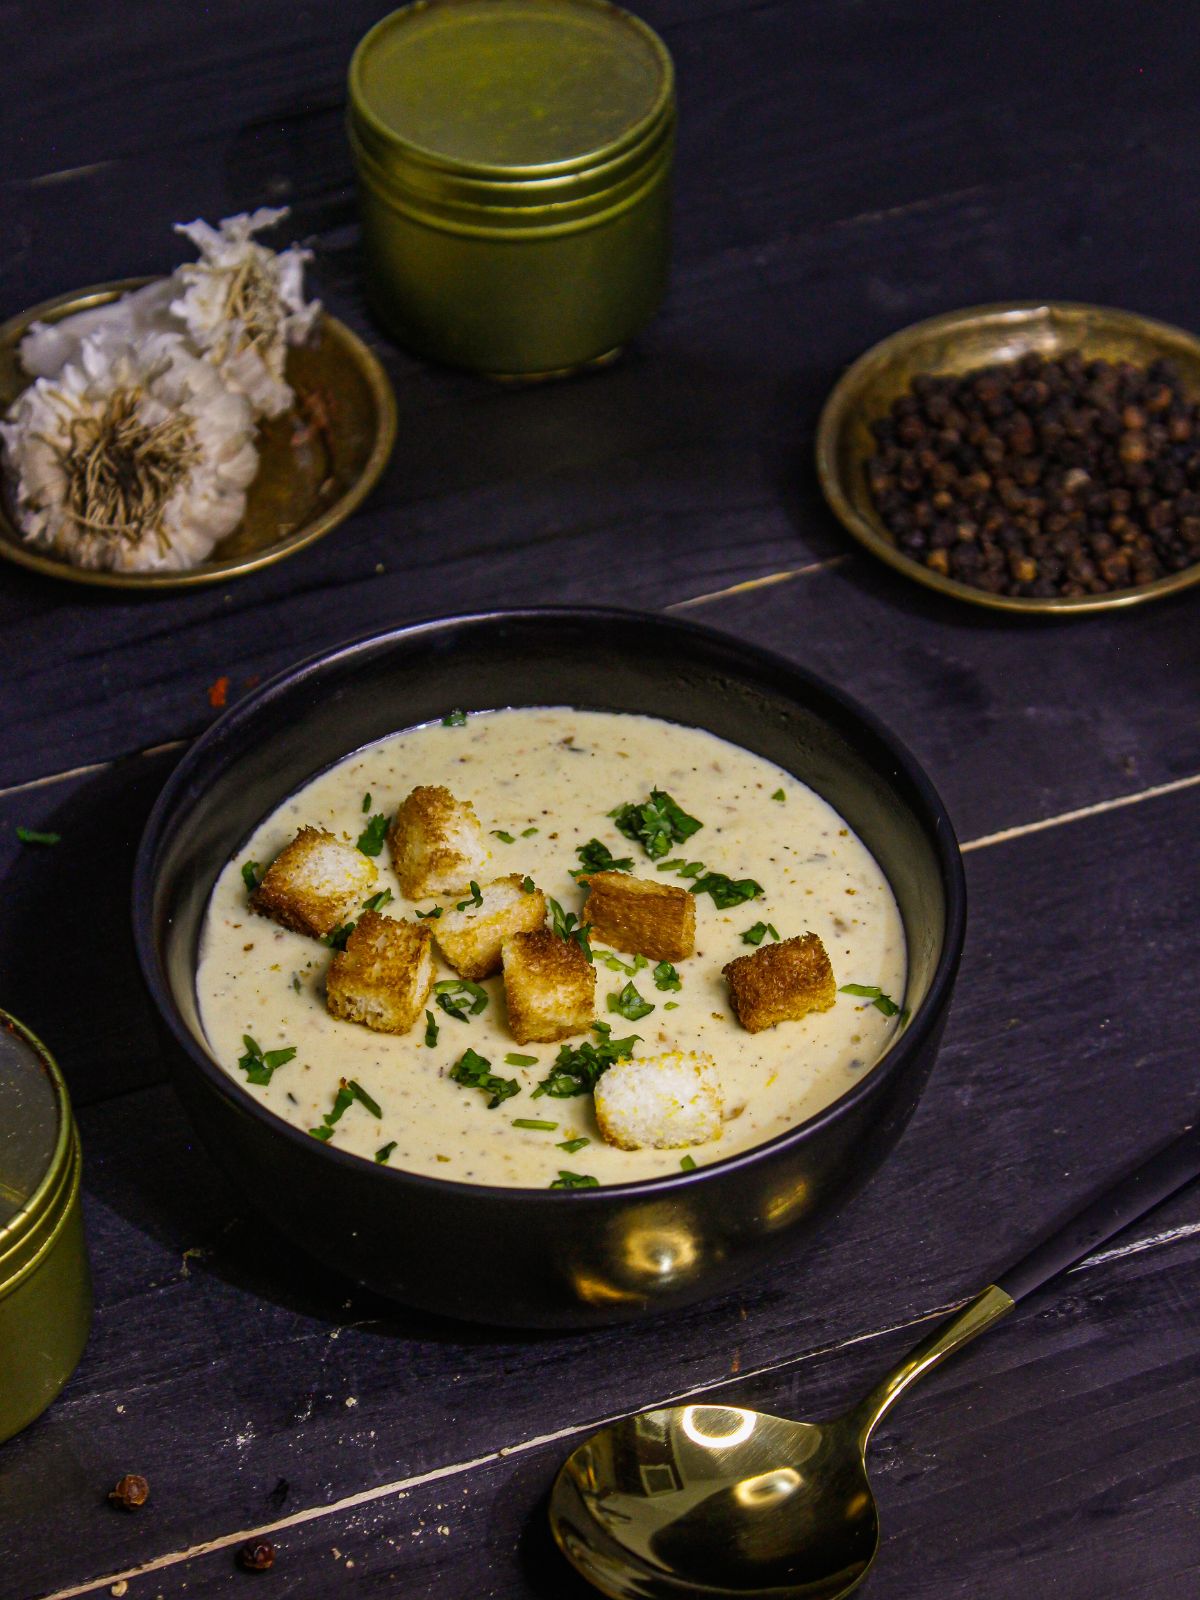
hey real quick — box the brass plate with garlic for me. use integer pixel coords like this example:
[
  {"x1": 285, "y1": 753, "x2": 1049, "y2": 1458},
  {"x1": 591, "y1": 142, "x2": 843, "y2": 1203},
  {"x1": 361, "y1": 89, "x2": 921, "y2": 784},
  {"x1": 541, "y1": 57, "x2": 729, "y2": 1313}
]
[{"x1": 0, "y1": 280, "x2": 397, "y2": 590}]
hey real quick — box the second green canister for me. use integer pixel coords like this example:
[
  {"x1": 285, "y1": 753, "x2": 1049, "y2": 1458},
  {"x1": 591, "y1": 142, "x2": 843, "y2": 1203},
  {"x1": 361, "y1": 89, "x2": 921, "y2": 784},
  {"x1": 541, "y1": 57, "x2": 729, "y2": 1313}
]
[{"x1": 348, "y1": 0, "x2": 676, "y2": 377}]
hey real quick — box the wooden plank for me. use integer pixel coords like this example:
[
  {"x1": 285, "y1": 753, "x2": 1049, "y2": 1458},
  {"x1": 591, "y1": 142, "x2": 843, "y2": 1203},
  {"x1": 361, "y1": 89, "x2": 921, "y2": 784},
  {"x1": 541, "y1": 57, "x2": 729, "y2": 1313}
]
[{"x1": 3, "y1": 782, "x2": 1196, "y2": 1594}]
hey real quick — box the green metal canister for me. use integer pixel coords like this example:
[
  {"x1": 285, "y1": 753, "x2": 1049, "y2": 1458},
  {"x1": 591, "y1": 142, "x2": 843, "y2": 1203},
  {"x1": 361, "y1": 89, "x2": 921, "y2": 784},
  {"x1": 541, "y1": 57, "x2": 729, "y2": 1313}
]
[
  {"x1": 0, "y1": 1011, "x2": 91, "y2": 1444},
  {"x1": 348, "y1": 0, "x2": 676, "y2": 377}
]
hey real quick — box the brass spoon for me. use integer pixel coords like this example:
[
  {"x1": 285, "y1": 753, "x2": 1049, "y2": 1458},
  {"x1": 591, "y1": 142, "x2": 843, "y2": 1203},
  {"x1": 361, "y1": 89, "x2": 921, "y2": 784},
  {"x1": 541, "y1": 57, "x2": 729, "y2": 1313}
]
[{"x1": 550, "y1": 1120, "x2": 1200, "y2": 1599}]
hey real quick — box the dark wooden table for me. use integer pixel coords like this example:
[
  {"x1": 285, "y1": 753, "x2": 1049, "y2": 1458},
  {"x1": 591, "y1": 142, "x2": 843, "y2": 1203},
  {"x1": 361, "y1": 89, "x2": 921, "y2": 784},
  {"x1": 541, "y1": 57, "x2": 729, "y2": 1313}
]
[{"x1": 3, "y1": 3, "x2": 1199, "y2": 1595}]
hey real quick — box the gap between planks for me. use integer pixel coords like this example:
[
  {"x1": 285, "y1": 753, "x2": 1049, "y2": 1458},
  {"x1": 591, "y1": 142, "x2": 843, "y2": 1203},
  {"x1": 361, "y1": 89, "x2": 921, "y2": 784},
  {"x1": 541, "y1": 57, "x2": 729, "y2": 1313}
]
[{"x1": 36, "y1": 1216, "x2": 1198, "y2": 1600}]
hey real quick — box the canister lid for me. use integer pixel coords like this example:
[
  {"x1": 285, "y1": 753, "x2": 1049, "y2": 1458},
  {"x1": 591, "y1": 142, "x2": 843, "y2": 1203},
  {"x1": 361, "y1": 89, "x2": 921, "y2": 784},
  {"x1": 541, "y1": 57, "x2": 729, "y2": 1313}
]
[
  {"x1": 0, "y1": 1013, "x2": 61, "y2": 1232},
  {"x1": 350, "y1": 0, "x2": 673, "y2": 178}
]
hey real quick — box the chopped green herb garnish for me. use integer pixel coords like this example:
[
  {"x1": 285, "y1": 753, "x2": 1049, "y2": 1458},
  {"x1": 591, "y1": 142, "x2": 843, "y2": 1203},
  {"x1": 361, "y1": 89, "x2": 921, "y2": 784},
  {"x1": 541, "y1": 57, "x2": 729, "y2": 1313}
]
[
  {"x1": 416, "y1": 905, "x2": 443, "y2": 919},
  {"x1": 442, "y1": 708, "x2": 468, "y2": 727},
  {"x1": 357, "y1": 813, "x2": 389, "y2": 856},
  {"x1": 741, "y1": 921, "x2": 780, "y2": 946},
  {"x1": 532, "y1": 1032, "x2": 640, "y2": 1098},
  {"x1": 839, "y1": 983, "x2": 902, "y2": 1017},
  {"x1": 550, "y1": 1170, "x2": 598, "y2": 1189},
  {"x1": 505, "y1": 1052, "x2": 538, "y2": 1066},
  {"x1": 424, "y1": 1010, "x2": 439, "y2": 1047},
  {"x1": 434, "y1": 978, "x2": 489, "y2": 1021},
  {"x1": 236, "y1": 1034, "x2": 297, "y2": 1086},
  {"x1": 362, "y1": 793, "x2": 372, "y2": 812},
  {"x1": 375, "y1": 1141, "x2": 397, "y2": 1164},
  {"x1": 450, "y1": 1047, "x2": 519, "y2": 1108},
  {"x1": 362, "y1": 889, "x2": 393, "y2": 912},
  {"x1": 771, "y1": 788, "x2": 786, "y2": 802},
  {"x1": 557, "y1": 1136, "x2": 591, "y2": 1154},
  {"x1": 309, "y1": 1125, "x2": 333, "y2": 1142},
  {"x1": 652, "y1": 960, "x2": 681, "y2": 991},
  {"x1": 16, "y1": 826, "x2": 61, "y2": 846},
  {"x1": 323, "y1": 921, "x2": 355, "y2": 950},
  {"x1": 597, "y1": 949, "x2": 647, "y2": 976},
  {"x1": 347, "y1": 1079, "x2": 382, "y2": 1119},
  {"x1": 512, "y1": 1118, "x2": 558, "y2": 1131},
  {"x1": 570, "y1": 838, "x2": 635, "y2": 879},
  {"x1": 677, "y1": 861, "x2": 706, "y2": 878},
  {"x1": 521, "y1": 827, "x2": 538, "y2": 837},
  {"x1": 690, "y1": 871, "x2": 763, "y2": 909},
  {"x1": 663, "y1": 1001, "x2": 679, "y2": 1010},
  {"x1": 241, "y1": 860, "x2": 261, "y2": 892},
  {"x1": 490, "y1": 830, "x2": 516, "y2": 844},
  {"x1": 656, "y1": 858, "x2": 687, "y2": 872},
  {"x1": 546, "y1": 896, "x2": 593, "y2": 961},
  {"x1": 680, "y1": 1154, "x2": 697, "y2": 1171},
  {"x1": 607, "y1": 981, "x2": 654, "y2": 1021},
  {"x1": 521, "y1": 876, "x2": 536, "y2": 893},
  {"x1": 611, "y1": 789, "x2": 703, "y2": 861},
  {"x1": 325, "y1": 1082, "x2": 355, "y2": 1125},
  {"x1": 455, "y1": 880, "x2": 484, "y2": 911},
  {"x1": 291, "y1": 975, "x2": 302, "y2": 994},
  {"x1": 592, "y1": 1019, "x2": 611, "y2": 1036}
]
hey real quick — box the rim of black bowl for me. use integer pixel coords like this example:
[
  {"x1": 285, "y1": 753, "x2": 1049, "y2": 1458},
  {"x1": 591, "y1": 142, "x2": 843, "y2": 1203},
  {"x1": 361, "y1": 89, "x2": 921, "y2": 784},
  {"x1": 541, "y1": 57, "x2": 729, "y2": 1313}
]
[{"x1": 133, "y1": 605, "x2": 967, "y2": 1203}]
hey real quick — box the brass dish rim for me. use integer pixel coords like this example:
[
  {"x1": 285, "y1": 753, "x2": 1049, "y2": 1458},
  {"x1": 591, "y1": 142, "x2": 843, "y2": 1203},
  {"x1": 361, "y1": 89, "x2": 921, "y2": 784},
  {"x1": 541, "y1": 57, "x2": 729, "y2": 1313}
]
[
  {"x1": 815, "y1": 298, "x2": 1200, "y2": 617},
  {"x1": 0, "y1": 279, "x2": 398, "y2": 593}
]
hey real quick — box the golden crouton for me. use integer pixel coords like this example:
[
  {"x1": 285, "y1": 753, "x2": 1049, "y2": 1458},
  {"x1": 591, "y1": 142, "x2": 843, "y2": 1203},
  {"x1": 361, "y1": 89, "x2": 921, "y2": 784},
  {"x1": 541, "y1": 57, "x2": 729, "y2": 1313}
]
[
  {"x1": 325, "y1": 911, "x2": 434, "y2": 1034},
  {"x1": 388, "y1": 785, "x2": 488, "y2": 899},
  {"x1": 502, "y1": 929, "x2": 596, "y2": 1045},
  {"x1": 251, "y1": 825, "x2": 378, "y2": 939},
  {"x1": 722, "y1": 932, "x2": 836, "y2": 1033},
  {"x1": 595, "y1": 1051, "x2": 723, "y2": 1150},
  {"x1": 433, "y1": 874, "x2": 547, "y2": 981},
  {"x1": 583, "y1": 871, "x2": 695, "y2": 962}
]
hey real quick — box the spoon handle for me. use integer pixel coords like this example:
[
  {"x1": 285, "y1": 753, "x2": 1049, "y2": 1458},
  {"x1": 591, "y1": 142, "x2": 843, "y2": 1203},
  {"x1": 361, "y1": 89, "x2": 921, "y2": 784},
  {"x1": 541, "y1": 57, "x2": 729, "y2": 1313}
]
[
  {"x1": 995, "y1": 1117, "x2": 1200, "y2": 1302},
  {"x1": 855, "y1": 1117, "x2": 1200, "y2": 1443}
]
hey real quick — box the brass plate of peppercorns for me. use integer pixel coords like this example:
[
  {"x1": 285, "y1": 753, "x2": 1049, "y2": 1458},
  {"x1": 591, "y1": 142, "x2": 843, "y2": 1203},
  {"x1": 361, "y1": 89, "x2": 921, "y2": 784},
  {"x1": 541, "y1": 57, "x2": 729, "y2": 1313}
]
[{"x1": 816, "y1": 301, "x2": 1200, "y2": 613}]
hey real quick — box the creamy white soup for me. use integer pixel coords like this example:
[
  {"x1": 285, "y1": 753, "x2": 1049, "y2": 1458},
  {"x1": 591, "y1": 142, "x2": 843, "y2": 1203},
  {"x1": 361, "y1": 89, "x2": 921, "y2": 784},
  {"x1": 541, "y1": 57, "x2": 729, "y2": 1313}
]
[{"x1": 197, "y1": 708, "x2": 907, "y2": 1187}]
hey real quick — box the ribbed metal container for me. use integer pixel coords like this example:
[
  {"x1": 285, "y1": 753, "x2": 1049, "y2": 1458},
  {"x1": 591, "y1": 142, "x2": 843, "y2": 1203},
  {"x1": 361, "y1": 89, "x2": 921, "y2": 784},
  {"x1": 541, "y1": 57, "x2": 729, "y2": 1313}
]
[
  {"x1": 348, "y1": 0, "x2": 676, "y2": 377},
  {"x1": 0, "y1": 1011, "x2": 91, "y2": 1444}
]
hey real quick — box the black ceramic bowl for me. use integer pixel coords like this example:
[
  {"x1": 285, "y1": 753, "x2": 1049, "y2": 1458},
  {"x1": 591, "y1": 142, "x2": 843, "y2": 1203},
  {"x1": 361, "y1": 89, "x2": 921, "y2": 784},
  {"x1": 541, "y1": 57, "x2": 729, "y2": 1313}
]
[{"x1": 133, "y1": 608, "x2": 965, "y2": 1329}]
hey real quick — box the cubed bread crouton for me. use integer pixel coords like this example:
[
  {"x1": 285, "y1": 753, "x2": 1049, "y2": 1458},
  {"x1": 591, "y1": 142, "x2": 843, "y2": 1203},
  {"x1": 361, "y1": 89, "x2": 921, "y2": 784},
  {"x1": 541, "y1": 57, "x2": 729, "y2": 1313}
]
[
  {"x1": 388, "y1": 785, "x2": 488, "y2": 898},
  {"x1": 502, "y1": 929, "x2": 596, "y2": 1044},
  {"x1": 433, "y1": 874, "x2": 547, "y2": 981},
  {"x1": 582, "y1": 871, "x2": 695, "y2": 962},
  {"x1": 722, "y1": 932, "x2": 836, "y2": 1032},
  {"x1": 251, "y1": 825, "x2": 378, "y2": 939},
  {"x1": 325, "y1": 911, "x2": 434, "y2": 1034},
  {"x1": 595, "y1": 1051, "x2": 723, "y2": 1150}
]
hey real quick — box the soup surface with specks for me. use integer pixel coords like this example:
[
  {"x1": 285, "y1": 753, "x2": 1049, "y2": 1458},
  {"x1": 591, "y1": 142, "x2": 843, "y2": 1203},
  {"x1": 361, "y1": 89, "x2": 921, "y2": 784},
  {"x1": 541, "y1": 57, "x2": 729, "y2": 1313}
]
[{"x1": 197, "y1": 708, "x2": 907, "y2": 1187}]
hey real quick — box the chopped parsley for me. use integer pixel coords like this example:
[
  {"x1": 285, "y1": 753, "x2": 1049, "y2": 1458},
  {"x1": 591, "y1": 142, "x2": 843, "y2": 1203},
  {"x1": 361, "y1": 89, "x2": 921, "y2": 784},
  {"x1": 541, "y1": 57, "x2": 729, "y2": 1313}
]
[
  {"x1": 557, "y1": 1136, "x2": 591, "y2": 1154},
  {"x1": 434, "y1": 978, "x2": 489, "y2": 1022},
  {"x1": 550, "y1": 1170, "x2": 598, "y2": 1189},
  {"x1": 15, "y1": 826, "x2": 61, "y2": 846},
  {"x1": 456, "y1": 880, "x2": 484, "y2": 911},
  {"x1": 347, "y1": 1079, "x2": 382, "y2": 1119},
  {"x1": 689, "y1": 871, "x2": 763, "y2": 909},
  {"x1": 375, "y1": 1141, "x2": 397, "y2": 1164},
  {"x1": 241, "y1": 860, "x2": 261, "y2": 892},
  {"x1": 505, "y1": 1052, "x2": 538, "y2": 1066},
  {"x1": 237, "y1": 1034, "x2": 296, "y2": 1086},
  {"x1": 362, "y1": 889, "x2": 393, "y2": 912},
  {"x1": 450, "y1": 1047, "x2": 519, "y2": 1108},
  {"x1": 608, "y1": 981, "x2": 654, "y2": 1021},
  {"x1": 663, "y1": 1001, "x2": 679, "y2": 1010},
  {"x1": 309, "y1": 1079, "x2": 355, "y2": 1139},
  {"x1": 547, "y1": 896, "x2": 592, "y2": 961},
  {"x1": 362, "y1": 792, "x2": 372, "y2": 813},
  {"x1": 570, "y1": 838, "x2": 634, "y2": 879},
  {"x1": 521, "y1": 875, "x2": 536, "y2": 894},
  {"x1": 680, "y1": 1154, "x2": 697, "y2": 1171},
  {"x1": 490, "y1": 830, "x2": 516, "y2": 844},
  {"x1": 611, "y1": 789, "x2": 702, "y2": 861},
  {"x1": 322, "y1": 921, "x2": 355, "y2": 950},
  {"x1": 415, "y1": 905, "x2": 443, "y2": 919},
  {"x1": 442, "y1": 708, "x2": 468, "y2": 726},
  {"x1": 356, "y1": 813, "x2": 389, "y2": 856},
  {"x1": 424, "y1": 1010, "x2": 439, "y2": 1047},
  {"x1": 533, "y1": 1031, "x2": 640, "y2": 1098},
  {"x1": 652, "y1": 960, "x2": 681, "y2": 991},
  {"x1": 310, "y1": 1126, "x2": 333, "y2": 1142},
  {"x1": 596, "y1": 949, "x2": 647, "y2": 976},
  {"x1": 840, "y1": 983, "x2": 903, "y2": 1017},
  {"x1": 741, "y1": 921, "x2": 780, "y2": 946},
  {"x1": 771, "y1": 788, "x2": 786, "y2": 802},
  {"x1": 512, "y1": 1118, "x2": 558, "y2": 1131},
  {"x1": 521, "y1": 827, "x2": 539, "y2": 837}
]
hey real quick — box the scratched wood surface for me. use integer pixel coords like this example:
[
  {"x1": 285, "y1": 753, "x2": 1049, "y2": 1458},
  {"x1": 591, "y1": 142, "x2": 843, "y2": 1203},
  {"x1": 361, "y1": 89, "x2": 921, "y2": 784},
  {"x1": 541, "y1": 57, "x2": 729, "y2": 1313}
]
[{"x1": 2, "y1": 1, "x2": 1199, "y2": 1597}]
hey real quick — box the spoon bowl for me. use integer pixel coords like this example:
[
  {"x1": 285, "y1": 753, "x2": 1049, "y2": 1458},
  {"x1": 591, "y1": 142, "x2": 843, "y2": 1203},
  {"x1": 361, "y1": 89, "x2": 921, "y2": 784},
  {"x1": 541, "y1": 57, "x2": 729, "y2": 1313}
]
[{"x1": 550, "y1": 1404, "x2": 879, "y2": 1599}]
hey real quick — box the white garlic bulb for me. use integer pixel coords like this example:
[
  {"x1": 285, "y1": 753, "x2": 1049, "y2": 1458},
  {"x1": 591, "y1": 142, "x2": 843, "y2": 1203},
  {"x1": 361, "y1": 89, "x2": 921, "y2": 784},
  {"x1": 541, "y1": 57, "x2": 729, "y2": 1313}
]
[{"x1": 0, "y1": 329, "x2": 259, "y2": 572}]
